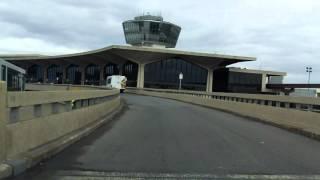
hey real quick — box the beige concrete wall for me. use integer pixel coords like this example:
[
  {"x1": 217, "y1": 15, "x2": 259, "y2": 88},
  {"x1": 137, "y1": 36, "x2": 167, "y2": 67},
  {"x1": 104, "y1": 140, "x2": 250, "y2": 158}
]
[
  {"x1": 7, "y1": 89, "x2": 118, "y2": 108},
  {"x1": 130, "y1": 88, "x2": 320, "y2": 106},
  {"x1": 26, "y1": 84, "x2": 69, "y2": 91},
  {"x1": 0, "y1": 82, "x2": 7, "y2": 161},
  {"x1": 5, "y1": 97, "x2": 120, "y2": 158},
  {"x1": 129, "y1": 89, "x2": 320, "y2": 138},
  {"x1": 25, "y1": 83, "x2": 113, "y2": 91},
  {"x1": 0, "y1": 83, "x2": 120, "y2": 163}
]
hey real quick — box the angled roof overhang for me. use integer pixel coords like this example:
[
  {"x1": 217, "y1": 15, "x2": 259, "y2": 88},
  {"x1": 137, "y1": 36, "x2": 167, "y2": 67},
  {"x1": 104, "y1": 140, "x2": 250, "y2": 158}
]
[{"x1": 3, "y1": 45, "x2": 256, "y2": 70}]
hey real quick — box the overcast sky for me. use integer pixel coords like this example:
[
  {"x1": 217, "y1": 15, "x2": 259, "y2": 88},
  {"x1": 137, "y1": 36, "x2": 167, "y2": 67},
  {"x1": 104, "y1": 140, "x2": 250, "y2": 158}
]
[{"x1": 0, "y1": 0, "x2": 319, "y2": 83}]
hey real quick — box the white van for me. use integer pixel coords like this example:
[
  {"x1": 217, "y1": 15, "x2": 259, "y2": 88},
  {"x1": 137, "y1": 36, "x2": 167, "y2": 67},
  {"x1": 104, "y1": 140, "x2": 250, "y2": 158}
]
[{"x1": 106, "y1": 75, "x2": 127, "y2": 93}]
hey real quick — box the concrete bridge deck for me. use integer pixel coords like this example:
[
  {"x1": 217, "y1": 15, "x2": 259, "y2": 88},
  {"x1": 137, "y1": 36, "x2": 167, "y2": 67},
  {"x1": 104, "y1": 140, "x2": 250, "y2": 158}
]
[{"x1": 11, "y1": 94, "x2": 320, "y2": 179}]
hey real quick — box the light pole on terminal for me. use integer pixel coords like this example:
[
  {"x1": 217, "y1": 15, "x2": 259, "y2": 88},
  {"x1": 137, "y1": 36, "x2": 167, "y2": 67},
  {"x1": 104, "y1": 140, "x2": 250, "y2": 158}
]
[
  {"x1": 179, "y1": 72, "x2": 183, "y2": 90},
  {"x1": 306, "y1": 67, "x2": 312, "y2": 92}
]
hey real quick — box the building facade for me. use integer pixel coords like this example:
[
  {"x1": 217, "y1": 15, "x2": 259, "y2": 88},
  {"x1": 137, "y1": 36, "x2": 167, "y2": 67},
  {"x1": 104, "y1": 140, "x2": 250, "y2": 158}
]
[
  {"x1": 1, "y1": 15, "x2": 286, "y2": 94},
  {"x1": 213, "y1": 68, "x2": 286, "y2": 94}
]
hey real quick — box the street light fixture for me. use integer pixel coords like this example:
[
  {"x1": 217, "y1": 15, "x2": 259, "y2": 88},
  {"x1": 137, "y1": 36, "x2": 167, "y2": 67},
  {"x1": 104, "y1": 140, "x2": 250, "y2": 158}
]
[
  {"x1": 179, "y1": 72, "x2": 183, "y2": 90},
  {"x1": 306, "y1": 67, "x2": 312, "y2": 92}
]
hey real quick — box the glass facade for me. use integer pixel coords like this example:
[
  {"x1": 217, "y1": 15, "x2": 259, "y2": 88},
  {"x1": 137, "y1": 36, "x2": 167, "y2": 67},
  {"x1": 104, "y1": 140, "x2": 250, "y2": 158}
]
[
  {"x1": 105, "y1": 63, "x2": 119, "y2": 78},
  {"x1": 85, "y1": 64, "x2": 100, "y2": 85},
  {"x1": 27, "y1": 64, "x2": 43, "y2": 83},
  {"x1": 123, "y1": 15, "x2": 181, "y2": 48},
  {"x1": 212, "y1": 68, "x2": 229, "y2": 92},
  {"x1": 7, "y1": 67, "x2": 24, "y2": 91},
  {"x1": 123, "y1": 62, "x2": 138, "y2": 87},
  {"x1": 144, "y1": 58, "x2": 207, "y2": 90},
  {"x1": 66, "y1": 64, "x2": 81, "y2": 84},
  {"x1": 47, "y1": 65, "x2": 63, "y2": 84},
  {"x1": 228, "y1": 72, "x2": 262, "y2": 93},
  {"x1": 213, "y1": 68, "x2": 262, "y2": 93}
]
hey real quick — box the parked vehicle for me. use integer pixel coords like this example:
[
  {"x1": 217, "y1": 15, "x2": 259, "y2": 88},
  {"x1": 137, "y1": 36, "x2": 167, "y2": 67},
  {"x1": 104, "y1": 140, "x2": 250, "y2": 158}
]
[{"x1": 106, "y1": 75, "x2": 127, "y2": 93}]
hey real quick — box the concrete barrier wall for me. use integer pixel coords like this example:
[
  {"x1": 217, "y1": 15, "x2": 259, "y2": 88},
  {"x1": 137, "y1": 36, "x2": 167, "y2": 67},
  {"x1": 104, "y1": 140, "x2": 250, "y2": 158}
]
[
  {"x1": 26, "y1": 83, "x2": 70, "y2": 91},
  {"x1": 26, "y1": 83, "x2": 112, "y2": 91},
  {"x1": 128, "y1": 89, "x2": 320, "y2": 140},
  {"x1": 0, "y1": 83, "x2": 7, "y2": 163},
  {"x1": 7, "y1": 89, "x2": 116, "y2": 108},
  {"x1": 6, "y1": 96, "x2": 119, "y2": 158},
  {"x1": 0, "y1": 82, "x2": 120, "y2": 166},
  {"x1": 127, "y1": 87, "x2": 320, "y2": 112}
]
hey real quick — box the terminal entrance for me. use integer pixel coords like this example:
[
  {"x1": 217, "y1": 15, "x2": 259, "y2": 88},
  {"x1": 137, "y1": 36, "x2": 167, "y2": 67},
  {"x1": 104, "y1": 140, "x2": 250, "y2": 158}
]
[
  {"x1": 123, "y1": 61, "x2": 138, "y2": 87},
  {"x1": 144, "y1": 58, "x2": 207, "y2": 91},
  {"x1": 66, "y1": 64, "x2": 82, "y2": 85},
  {"x1": 47, "y1": 64, "x2": 63, "y2": 84},
  {"x1": 85, "y1": 64, "x2": 100, "y2": 85},
  {"x1": 27, "y1": 64, "x2": 43, "y2": 83},
  {"x1": 105, "y1": 63, "x2": 120, "y2": 79}
]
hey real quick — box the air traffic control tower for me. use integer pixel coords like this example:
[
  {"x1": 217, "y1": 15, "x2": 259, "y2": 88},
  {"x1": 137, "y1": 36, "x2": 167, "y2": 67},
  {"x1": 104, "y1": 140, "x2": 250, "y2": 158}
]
[{"x1": 122, "y1": 15, "x2": 181, "y2": 48}]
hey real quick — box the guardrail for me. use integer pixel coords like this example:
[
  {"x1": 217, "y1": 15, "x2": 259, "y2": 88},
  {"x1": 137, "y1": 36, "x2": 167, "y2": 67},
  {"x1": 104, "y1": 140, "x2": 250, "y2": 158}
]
[
  {"x1": 0, "y1": 82, "x2": 121, "y2": 178},
  {"x1": 127, "y1": 87, "x2": 320, "y2": 113}
]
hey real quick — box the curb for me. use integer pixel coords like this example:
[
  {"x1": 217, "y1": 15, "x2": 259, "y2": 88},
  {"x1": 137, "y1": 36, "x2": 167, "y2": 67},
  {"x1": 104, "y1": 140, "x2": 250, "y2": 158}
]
[{"x1": 0, "y1": 99, "x2": 125, "y2": 179}]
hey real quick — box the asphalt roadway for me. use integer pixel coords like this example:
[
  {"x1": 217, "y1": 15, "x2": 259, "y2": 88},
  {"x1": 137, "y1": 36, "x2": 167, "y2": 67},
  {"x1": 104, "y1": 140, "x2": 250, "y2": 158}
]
[{"x1": 12, "y1": 94, "x2": 320, "y2": 179}]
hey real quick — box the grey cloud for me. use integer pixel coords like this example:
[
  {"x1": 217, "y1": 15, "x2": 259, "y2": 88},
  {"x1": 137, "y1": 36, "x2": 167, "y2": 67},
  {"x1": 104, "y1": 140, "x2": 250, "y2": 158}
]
[
  {"x1": 0, "y1": 0, "x2": 319, "y2": 83},
  {"x1": 0, "y1": 0, "x2": 134, "y2": 49}
]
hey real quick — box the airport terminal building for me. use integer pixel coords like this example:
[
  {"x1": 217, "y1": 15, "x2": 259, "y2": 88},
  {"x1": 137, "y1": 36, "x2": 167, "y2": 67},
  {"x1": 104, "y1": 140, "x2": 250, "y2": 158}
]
[{"x1": 1, "y1": 15, "x2": 286, "y2": 93}]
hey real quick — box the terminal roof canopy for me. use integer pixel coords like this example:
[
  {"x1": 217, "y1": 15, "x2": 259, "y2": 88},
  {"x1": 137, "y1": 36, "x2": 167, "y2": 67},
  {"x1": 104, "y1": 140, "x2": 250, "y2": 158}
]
[{"x1": 2, "y1": 45, "x2": 256, "y2": 69}]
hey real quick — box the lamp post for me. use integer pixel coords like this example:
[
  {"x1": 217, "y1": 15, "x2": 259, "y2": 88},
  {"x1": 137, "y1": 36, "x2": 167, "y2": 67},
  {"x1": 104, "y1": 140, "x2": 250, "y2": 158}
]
[
  {"x1": 306, "y1": 67, "x2": 312, "y2": 92},
  {"x1": 179, "y1": 72, "x2": 183, "y2": 90}
]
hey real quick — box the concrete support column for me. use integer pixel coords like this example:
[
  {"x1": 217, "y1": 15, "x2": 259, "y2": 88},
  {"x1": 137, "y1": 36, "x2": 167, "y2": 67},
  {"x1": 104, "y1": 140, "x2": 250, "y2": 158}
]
[
  {"x1": 0, "y1": 82, "x2": 7, "y2": 161},
  {"x1": 99, "y1": 65, "x2": 105, "y2": 85},
  {"x1": 261, "y1": 73, "x2": 267, "y2": 92},
  {"x1": 206, "y1": 69, "x2": 213, "y2": 92},
  {"x1": 137, "y1": 63, "x2": 145, "y2": 89}
]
